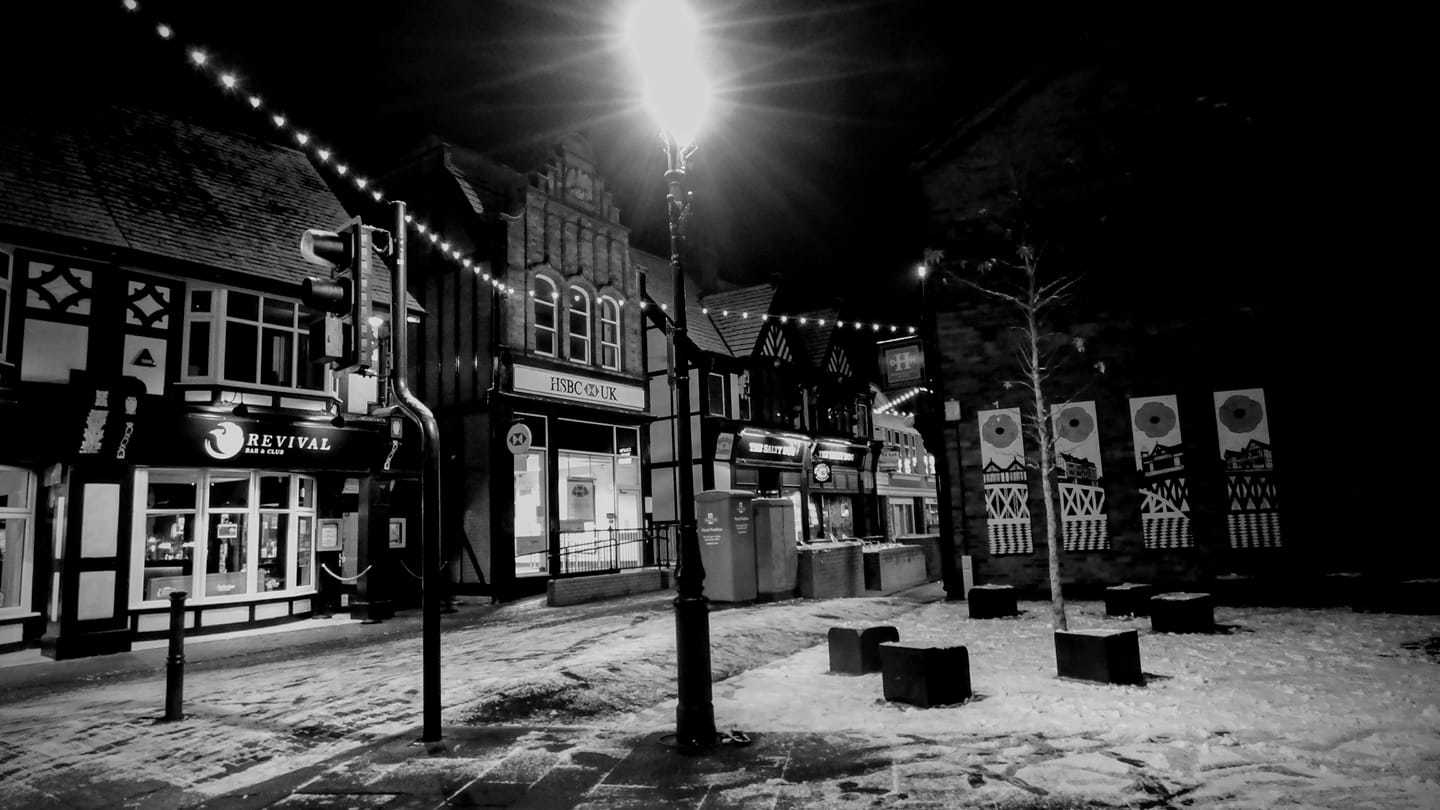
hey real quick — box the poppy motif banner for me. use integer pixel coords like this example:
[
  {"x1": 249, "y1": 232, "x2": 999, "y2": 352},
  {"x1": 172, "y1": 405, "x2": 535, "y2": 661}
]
[
  {"x1": 1129, "y1": 395, "x2": 1193, "y2": 549},
  {"x1": 977, "y1": 407, "x2": 1032, "y2": 555},
  {"x1": 1213, "y1": 388, "x2": 1281, "y2": 549},
  {"x1": 1051, "y1": 401, "x2": 1109, "y2": 551}
]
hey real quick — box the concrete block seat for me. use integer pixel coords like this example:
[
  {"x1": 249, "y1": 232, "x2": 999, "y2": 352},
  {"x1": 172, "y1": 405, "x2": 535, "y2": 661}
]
[
  {"x1": 1150, "y1": 592, "x2": 1214, "y2": 633},
  {"x1": 1054, "y1": 628, "x2": 1143, "y2": 685},
  {"x1": 1104, "y1": 583, "x2": 1153, "y2": 617},
  {"x1": 827, "y1": 625, "x2": 899, "y2": 675},
  {"x1": 878, "y1": 641, "x2": 971, "y2": 708},
  {"x1": 968, "y1": 584, "x2": 1018, "y2": 619}
]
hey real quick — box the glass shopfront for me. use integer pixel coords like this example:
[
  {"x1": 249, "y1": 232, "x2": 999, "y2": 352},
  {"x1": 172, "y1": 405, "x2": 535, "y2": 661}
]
[{"x1": 132, "y1": 468, "x2": 317, "y2": 605}]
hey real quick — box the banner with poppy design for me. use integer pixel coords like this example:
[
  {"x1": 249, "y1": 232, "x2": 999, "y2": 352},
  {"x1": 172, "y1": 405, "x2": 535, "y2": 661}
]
[
  {"x1": 1213, "y1": 388, "x2": 1281, "y2": 549},
  {"x1": 1051, "y1": 401, "x2": 1109, "y2": 551},
  {"x1": 1129, "y1": 395, "x2": 1193, "y2": 549},
  {"x1": 977, "y1": 407, "x2": 1032, "y2": 555}
]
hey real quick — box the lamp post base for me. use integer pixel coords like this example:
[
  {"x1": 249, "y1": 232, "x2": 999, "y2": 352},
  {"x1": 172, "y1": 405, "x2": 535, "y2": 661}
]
[{"x1": 673, "y1": 591, "x2": 717, "y2": 751}]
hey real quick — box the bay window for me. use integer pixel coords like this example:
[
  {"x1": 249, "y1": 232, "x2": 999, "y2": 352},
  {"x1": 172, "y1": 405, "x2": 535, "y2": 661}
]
[
  {"x1": 183, "y1": 286, "x2": 326, "y2": 391},
  {"x1": 134, "y1": 469, "x2": 318, "y2": 605}
]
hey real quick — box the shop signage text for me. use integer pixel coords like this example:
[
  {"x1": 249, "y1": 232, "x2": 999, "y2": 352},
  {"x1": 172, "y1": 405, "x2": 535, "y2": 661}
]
[
  {"x1": 512, "y1": 364, "x2": 645, "y2": 411},
  {"x1": 730, "y1": 430, "x2": 805, "y2": 467},
  {"x1": 812, "y1": 439, "x2": 867, "y2": 468},
  {"x1": 203, "y1": 420, "x2": 334, "y2": 460}
]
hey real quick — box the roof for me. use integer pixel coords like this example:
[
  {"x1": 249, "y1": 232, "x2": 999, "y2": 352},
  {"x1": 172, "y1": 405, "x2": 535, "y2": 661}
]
[
  {"x1": 701, "y1": 284, "x2": 777, "y2": 357},
  {"x1": 797, "y1": 308, "x2": 839, "y2": 369},
  {"x1": 633, "y1": 248, "x2": 732, "y2": 357},
  {"x1": 0, "y1": 107, "x2": 417, "y2": 310}
]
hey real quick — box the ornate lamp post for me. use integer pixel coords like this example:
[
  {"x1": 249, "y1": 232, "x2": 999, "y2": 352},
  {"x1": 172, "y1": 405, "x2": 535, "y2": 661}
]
[{"x1": 626, "y1": 0, "x2": 717, "y2": 750}]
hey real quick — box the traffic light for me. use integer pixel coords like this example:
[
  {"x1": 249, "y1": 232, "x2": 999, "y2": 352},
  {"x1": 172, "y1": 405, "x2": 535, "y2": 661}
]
[{"x1": 300, "y1": 218, "x2": 389, "y2": 373}]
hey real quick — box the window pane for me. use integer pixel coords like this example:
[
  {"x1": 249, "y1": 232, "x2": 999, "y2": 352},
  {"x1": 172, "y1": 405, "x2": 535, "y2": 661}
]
[
  {"x1": 259, "y1": 512, "x2": 288, "y2": 591},
  {"x1": 224, "y1": 321, "x2": 258, "y2": 382},
  {"x1": 261, "y1": 328, "x2": 294, "y2": 387},
  {"x1": 569, "y1": 334, "x2": 588, "y2": 362},
  {"x1": 148, "y1": 479, "x2": 196, "y2": 510},
  {"x1": 296, "y1": 516, "x2": 313, "y2": 587},
  {"x1": 1, "y1": 518, "x2": 26, "y2": 608},
  {"x1": 263, "y1": 298, "x2": 295, "y2": 326},
  {"x1": 190, "y1": 290, "x2": 211, "y2": 313},
  {"x1": 297, "y1": 477, "x2": 314, "y2": 509},
  {"x1": 206, "y1": 513, "x2": 249, "y2": 596},
  {"x1": 229, "y1": 292, "x2": 259, "y2": 321},
  {"x1": 707, "y1": 374, "x2": 726, "y2": 416},
  {"x1": 296, "y1": 333, "x2": 325, "y2": 390},
  {"x1": 142, "y1": 514, "x2": 194, "y2": 600},
  {"x1": 209, "y1": 476, "x2": 248, "y2": 509},
  {"x1": 258, "y1": 475, "x2": 290, "y2": 508},
  {"x1": 187, "y1": 321, "x2": 211, "y2": 377},
  {"x1": 602, "y1": 345, "x2": 618, "y2": 369},
  {"x1": 0, "y1": 467, "x2": 30, "y2": 509},
  {"x1": 536, "y1": 330, "x2": 554, "y2": 355},
  {"x1": 536, "y1": 300, "x2": 555, "y2": 329}
]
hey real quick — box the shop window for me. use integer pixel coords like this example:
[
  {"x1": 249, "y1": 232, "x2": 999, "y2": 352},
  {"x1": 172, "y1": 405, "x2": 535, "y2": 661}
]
[
  {"x1": 0, "y1": 250, "x2": 12, "y2": 363},
  {"x1": 706, "y1": 372, "x2": 728, "y2": 416},
  {"x1": 0, "y1": 466, "x2": 35, "y2": 612},
  {"x1": 183, "y1": 287, "x2": 326, "y2": 392},
  {"x1": 738, "y1": 372, "x2": 752, "y2": 421},
  {"x1": 533, "y1": 275, "x2": 557, "y2": 356},
  {"x1": 599, "y1": 296, "x2": 621, "y2": 371},
  {"x1": 567, "y1": 286, "x2": 591, "y2": 364},
  {"x1": 134, "y1": 470, "x2": 317, "y2": 605}
]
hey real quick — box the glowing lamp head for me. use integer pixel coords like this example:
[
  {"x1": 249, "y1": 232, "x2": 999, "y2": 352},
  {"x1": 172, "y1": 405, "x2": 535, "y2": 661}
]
[
  {"x1": 916, "y1": 263, "x2": 929, "y2": 280},
  {"x1": 625, "y1": 0, "x2": 711, "y2": 147}
]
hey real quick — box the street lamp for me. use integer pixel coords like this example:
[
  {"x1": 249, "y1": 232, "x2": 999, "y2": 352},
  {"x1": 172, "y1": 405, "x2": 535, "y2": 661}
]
[
  {"x1": 627, "y1": 0, "x2": 717, "y2": 751},
  {"x1": 916, "y1": 259, "x2": 964, "y2": 601}
]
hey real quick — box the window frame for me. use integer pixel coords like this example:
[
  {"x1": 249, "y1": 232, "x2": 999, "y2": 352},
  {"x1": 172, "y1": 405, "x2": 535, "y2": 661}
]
[
  {"x1": 181, "y1": 285, "x2": 329, "y2": 394},
  {"x1": 706, "y1": 372, "x2": 729, "y2": 417},
  {"x1": 567, "y1": 285, "x2": 591, "y2": 364},
  {"x1": 532, "y1": 275, "x2": 558, "y2": 357},
  {"x1": 0, "y1": 249, "x2": 12, "y2": 363},
  {"x1": 0, "y1": 466, "x2": 36, "y2": 616},
  {"x1": 598, "y1": 295, "x2": 621, "y2": 371}
]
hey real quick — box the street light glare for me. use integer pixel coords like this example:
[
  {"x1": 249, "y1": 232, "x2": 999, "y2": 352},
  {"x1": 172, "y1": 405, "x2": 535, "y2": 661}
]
[{"x1": 626, "y1": 0, "x2": 711, "y2": 146}]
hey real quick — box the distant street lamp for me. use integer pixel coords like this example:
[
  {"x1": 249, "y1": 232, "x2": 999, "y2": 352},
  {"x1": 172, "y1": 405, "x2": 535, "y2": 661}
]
[{"x1": 626, "y1": 0, "x2": 716, "y2": 751}]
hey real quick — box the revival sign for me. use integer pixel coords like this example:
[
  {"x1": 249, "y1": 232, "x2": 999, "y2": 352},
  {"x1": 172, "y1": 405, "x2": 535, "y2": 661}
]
[{"x1": 162, "y1": 412, "x2": 384, "y2": 470}]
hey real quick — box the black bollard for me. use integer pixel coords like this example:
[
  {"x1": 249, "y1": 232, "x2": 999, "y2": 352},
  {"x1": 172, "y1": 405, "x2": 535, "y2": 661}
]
[{"x1": 163, "y1": 590, "x2": 187, "y2": 721}]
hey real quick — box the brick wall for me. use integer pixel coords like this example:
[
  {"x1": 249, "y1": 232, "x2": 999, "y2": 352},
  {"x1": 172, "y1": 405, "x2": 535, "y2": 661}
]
[
  {"x1": 546, "y1": 568, "x2": 665, "y2": 607},
  {"x1": 895, "y1": 534, "x2": 942, "y2": 581},
  {"x1": 797, "y1": 543, "x2": 864, "y2": 599}
]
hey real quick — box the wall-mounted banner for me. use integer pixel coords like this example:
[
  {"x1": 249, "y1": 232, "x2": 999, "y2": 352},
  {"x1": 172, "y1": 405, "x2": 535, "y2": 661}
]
[
  {"x1": 1214, "y1": 388, "x2": 1281, "y2": 549},
  {"x1": 977, "y1": 407, "x2": 1032, "y2": 555},
  {"x1": 511, "y1": 363, "x2": 645, "y2": 411},
  {"x1": 1052, "y1": 401, "x2": 1108, "y2": 552},
  {"x1": 1129, "y1": 395, "x2": 1193, "y2": 549},
  {"x1": 811, "y1": 439, "x2": 868, "y2": 468},
  {"x1": 731, "y1": 429, "x2": 805, "y2": 468}
]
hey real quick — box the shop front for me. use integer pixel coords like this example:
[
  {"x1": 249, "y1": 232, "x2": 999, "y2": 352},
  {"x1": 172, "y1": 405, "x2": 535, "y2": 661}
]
[
  {"x1": 714, "y1": 427, "x2": 808, "y2": 545},
  {"x1": 486, "y1": 362, "x2": 650, "y2": 597},
  {"x1": 40, "y1": 401, "x2": 400, "y2": 658},
  {"x1": 807, "y1": 438, "x2": 872, "y2": 541}
]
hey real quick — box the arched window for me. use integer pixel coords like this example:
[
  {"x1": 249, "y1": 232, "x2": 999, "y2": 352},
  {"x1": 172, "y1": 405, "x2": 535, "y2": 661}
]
[
  {"x1": 567, "y1": 286, "x2": 591, "y2": 364},
  {"x1": 533, "y1": 276, "x2": 557, "y2": 356},
  {"x1": 599, "y1": 296, "x2": 621, "y2": 370}
]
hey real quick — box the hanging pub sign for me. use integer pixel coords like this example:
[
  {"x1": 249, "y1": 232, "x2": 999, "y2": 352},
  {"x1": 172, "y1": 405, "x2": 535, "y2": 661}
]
[
  {"x1": 137, "y1": 410, "x2": 388, "y2": 471},
  {"x1": 812, "y1": 461, "x2": 833, "y2": 483},
  {"x1": 811, "y1": 439, "x2": 868, "y2": 468},
  {"x1": 879, "y1": 336, "x2": 925, "y2": 391},
  {"x1": 730, "y1": 429, "x2": 805, "y2": 468}
]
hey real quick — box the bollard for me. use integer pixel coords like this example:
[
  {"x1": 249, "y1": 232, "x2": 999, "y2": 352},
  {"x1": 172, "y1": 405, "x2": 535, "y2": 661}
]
[{"x1": 163, "y1": 590, "x2": 187, "y2": 721}]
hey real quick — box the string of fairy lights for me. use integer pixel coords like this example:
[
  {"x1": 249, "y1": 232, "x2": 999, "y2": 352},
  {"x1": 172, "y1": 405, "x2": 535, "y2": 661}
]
[{"x1": 116, "y1": 0, "x2": 917, "y2": 336}]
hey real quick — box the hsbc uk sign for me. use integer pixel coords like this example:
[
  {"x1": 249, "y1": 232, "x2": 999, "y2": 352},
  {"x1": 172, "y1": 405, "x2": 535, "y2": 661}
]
[{"x1": 512, "y1": 363, "x2": 645, "y2": 411}]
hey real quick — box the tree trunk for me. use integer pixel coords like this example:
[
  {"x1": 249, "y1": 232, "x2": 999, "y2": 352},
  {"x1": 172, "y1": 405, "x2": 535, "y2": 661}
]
[{"x1": 1029, "y1": 313, "x2": 1067, "y2": 630}]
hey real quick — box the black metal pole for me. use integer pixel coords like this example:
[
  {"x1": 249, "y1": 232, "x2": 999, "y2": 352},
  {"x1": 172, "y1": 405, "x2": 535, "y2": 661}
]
[
  {"x1": 163, "y1": 590, "x2": 187, "y2": 721},
  {"x1": 919, "y1": 270, "x2": 964, "y2": 600},
  {"x1": 665, "y1": 135, "x2": 717, "y2": 750},
  {"x1": 390, "y1": 200, "x2": 444, "y2": 742}
]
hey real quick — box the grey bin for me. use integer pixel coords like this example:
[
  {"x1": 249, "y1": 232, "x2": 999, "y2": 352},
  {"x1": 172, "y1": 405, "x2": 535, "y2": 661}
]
[
  {"x1": 752, "y1": 497, "x2": 798, "y2": 600},
  {"x1": 694, "y1": 489, "x2": 757, "y2": 602}
]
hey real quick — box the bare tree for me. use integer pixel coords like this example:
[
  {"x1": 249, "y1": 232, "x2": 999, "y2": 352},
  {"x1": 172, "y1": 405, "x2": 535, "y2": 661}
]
[{"x1": 926, "y1": 242, "x2": 1085, "y2": 631}]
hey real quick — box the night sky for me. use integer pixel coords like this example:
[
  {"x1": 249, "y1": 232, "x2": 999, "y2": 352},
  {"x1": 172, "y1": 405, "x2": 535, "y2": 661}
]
[{"x1": 1, "y1": 2, "x2": 1381, "y2": 326}]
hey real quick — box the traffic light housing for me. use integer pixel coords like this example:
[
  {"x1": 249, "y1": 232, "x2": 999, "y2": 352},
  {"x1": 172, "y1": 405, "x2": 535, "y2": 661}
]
[{"x1": 300, "y1": 218, "x2": 386, "y2": 373}]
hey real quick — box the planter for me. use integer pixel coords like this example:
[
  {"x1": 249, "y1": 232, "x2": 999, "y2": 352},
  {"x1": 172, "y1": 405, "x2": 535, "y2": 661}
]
[
  {"x1": 796, "y1": 542, "x2": 864, "y2": 599},
  {"x1": 1104, "y1": 583, "x2": 1153, "y2": 617},
  {"x1": 968, "y1": 584, "x2": 1018, "y2": 619},
  {"x1": 827, "y1": 625, "x2": 900, "y2": 674},
  {"x1": 1150, "y1": 592, "x2": 1214, "y2": 633},
  {"x1": 879, "y1": 642, "x2": 971, "y2": 708},
  {"x1": 862, "y1": 545, "x2": 928, "y2": 594},
  {"x1": 1054, "y1": 628, "x2": 1143, "y2": 686},
  {"x1": 894, "y1": 534, "x2": 942, "y2": 581}
]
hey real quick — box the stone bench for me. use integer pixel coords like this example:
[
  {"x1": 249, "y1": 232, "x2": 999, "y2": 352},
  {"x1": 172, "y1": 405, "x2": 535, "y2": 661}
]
[
  {"x1": 1054, "y1": 628, "x2": 1143, "y2": 686},
  {"x1": 827, "y1": 625, "x2": 899, "y2": 675},
  {"x1": 1104, "y1": 583, "x2": 1153, "y2": 617},
  {"x1": 1150, "y1": 592, "x2": 1214, "y2": 633},
  {"x1": 968, "y1": 584, "x2": 1018, "y2": 619},
  {"x1": 878, "y1": 642, "x2": 971, "y2": 708}
]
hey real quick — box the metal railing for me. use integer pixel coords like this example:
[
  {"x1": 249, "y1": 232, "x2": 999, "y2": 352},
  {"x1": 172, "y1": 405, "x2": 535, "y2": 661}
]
[{"x1": 556, "y1": 525, "x2": 675, "y2": 577}]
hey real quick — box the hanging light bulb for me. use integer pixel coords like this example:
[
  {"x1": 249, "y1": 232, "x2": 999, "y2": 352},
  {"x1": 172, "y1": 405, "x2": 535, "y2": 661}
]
[
  {"x1": 189, "y1": 49, "x2": 208, "y2": 66},
  {"x1": 271, "y1": 114, "x2": 286, "y2": 128},
  {"x1": 156, "y1": 24, "x2": 172, "y2": 39},
  {"x1": 219, "y1": 73, "x2": 238, "y2": 89},
  {"x1": 248, "y1": 95, "x2": 262, "y2": 109}
]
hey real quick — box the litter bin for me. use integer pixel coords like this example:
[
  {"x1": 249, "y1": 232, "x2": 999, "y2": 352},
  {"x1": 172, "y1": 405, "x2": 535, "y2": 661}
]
[
  {"x1": 752, "y1": 497, "x2": 797, "y2": 600},
  {"x1": 695, "y1": 489, "x2": 756, "y2": 602}
]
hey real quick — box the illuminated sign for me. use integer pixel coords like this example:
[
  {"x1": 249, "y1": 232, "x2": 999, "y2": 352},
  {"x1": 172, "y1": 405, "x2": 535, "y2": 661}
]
[{"x1": 512, "y1": 364, "x2": 645, "y2": 411}]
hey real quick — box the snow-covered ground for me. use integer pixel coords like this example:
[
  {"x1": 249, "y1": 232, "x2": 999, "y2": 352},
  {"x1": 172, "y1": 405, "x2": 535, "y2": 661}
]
[{"x1": 0, "y1": 586, "x2": 1436, "y2": 808}]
